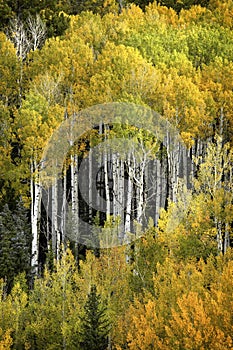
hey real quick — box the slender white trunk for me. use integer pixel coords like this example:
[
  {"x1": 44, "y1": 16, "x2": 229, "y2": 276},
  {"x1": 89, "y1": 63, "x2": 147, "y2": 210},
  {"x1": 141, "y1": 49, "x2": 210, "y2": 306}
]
[
  {"x1": 219, "y1": 107, "x2": 224, "y2": 137},
  {"x1": 89, "y1": 147, "x2": 93, "y2": 223},
  {"x1": 61, "y1": 166, "x2": 67, "y2": 244},
  {"x1": 154, "y1": 159, "x2": 161, "y2": 225},
  {"x1": 182, "y1": 146, "x2": 189, "y2": 188},
  {"x1": 104, "y1": 125, "x2": 110, "y2": 219},
  {"x1": 71, "y1": 153, "x2": 79, "y2": 247},
  {"x1": 224, "y1": 223, "x2": 230, "y2": 253},
  {"x1": 31, "y1": 159, "x2": 41, "y2": 275},
  {"x1": 216, "y1": 219, "x2": 223, "y2": 253},
  {"x1": 135, "y1": 161, "x2": 145, "y2": 225},
  {"x1": 191, "y1": 142, "x2": 195, "y2": 180},
  {"x1": 104, "y1": 150, "x2": 110, "y2": 218},
  {"x1": 118, "y1": 158, "x2": 125, "y2": 242},
  {"x1": 166, "y1": 129, "x2": 180, "y2": 203},
  {"x1": 166, "y1": 130, "x2": 174, "y2": 201},
  {"x1": 96, "y1": 122, "x2": 103, "y2": 211},
  {"x1": 51, "y1": 178, "x2": 60, "y2": 259},
  {"x1": 160, "y1": 155, "x2": 167, "y2": 210},
  {"x1": 46, "y1": 189, "x2": 50, "y2": 246},
  {"x1": 112, "y1": 153, "x2": 117, "y2": 218},
  {"x1": 125, "y1": 153, "x2": 133, "y2": 234}
]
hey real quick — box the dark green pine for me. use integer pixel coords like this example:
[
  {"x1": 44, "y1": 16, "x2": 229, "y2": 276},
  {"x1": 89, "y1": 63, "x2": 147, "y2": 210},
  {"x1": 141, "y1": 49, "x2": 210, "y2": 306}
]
[
  {"x1": 80, "y1": 284, "x2": 110, "y2": 350},
  {"x1": 0, "y1": 200, "x2": 31, "y2": 290}
]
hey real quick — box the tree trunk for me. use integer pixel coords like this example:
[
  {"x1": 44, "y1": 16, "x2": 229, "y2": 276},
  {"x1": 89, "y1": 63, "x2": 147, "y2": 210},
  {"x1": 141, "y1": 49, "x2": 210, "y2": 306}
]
[
  {"x1": 104, "y1": 151, "x2": 110, "y2": 218},
  {"x1": 112, "y1": 153, "x2": 117, "y2": 218},
  {"x1": 61, "y1": 166, "x2": 67, "y2": 244},
  {"x1": 118, "y1": 158, "x2": 125, "y2": 243},
  {"x1": 216, "y1": 219, "x2": 223, "y2": 254},
  {"x1": 31, "y1": 159, "x2": 41, "y2": 275},
  {"x1": 224, "y1": 223, "x2": 230, "y2": 254},
  {"x1": 89, "y1": 147, "x2": 93, "y2": 224},
  {"x1": 104, "y1": 126, "x2": 111, "y2": 219},
  {"x1": 70, "y1": 153, "x2": 79, "y2": 252},
  {"x1": 154, "y1": 159, "x2": 161, "y2": 225},
  {"x1": 125, "y1": 153, "x2": 133, "y2": 234},
  {"x1": 51, "y1": 178, "x2": 59, "y2": 259}
]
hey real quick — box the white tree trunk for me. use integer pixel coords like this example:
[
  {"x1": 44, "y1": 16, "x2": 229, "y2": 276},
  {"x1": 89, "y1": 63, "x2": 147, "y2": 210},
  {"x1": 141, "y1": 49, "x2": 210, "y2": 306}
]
[
  {"x1": 104, "y1": 150, "x2": 110, "y2": 218},
  {"x1": 31, "y1": 159, "x2": 41, "y2": 275},
  {"x1": 61, "y1": 167, "x2": 67, "y2": 244},
  {"x1": 154, "y1": 159, "x2": 161, "y2": 225},
  {"x1": 125, "y1": 153, "x2": 133, "y2": 234},
  {"x1": 70, "y1": 153, "x2": 79, "y2": 247},
  {"x1": 216, "y1": 219, "x2": 223, "y2": 253},
  {"x1": 224, "y1": 223, "x2": 230, "y2": 254},
  {"x1": 26, "y1": 14, "x2": 46, "y2": 51},
  {"x1": 51, "y1": 178, "x2": 59, "y2": 259},
  {"x1": 112, "y1": 153, "x2": 117, "y2": 218},
  {"x1": 135, "y1": 161, "x2": 145, "y2": 225},
  {"x1": 118, "y1": 158, "x2": 125, "y2": 243},
  {"x1": 104, "y1": 125, "x2": 111, "y2": 219},
  {"x1": 165, "y1": 129, "x2": 180, "y2": 203},
  {"x1": 89, "y1": 147, "x2": 93, "y2": 223}
]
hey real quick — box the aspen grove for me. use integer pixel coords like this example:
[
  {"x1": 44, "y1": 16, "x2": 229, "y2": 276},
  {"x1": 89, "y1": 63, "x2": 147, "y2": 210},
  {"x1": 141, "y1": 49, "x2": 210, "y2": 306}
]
[{"x1": 0, "y1": 0, "x2": 233, "y2": 349}]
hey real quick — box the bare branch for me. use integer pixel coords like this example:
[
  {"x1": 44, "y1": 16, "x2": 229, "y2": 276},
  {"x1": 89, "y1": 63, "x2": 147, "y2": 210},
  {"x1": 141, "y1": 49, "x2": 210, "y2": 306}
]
[
  {"x1": 7, "y1": 17, "x2": 30, "y2": 59},
  {"x1": 26, "y1": 14, "x2": 46, "y2": 51},
  {"x1": 6, "y1": 15, "x2": 46, "y2": 59}
]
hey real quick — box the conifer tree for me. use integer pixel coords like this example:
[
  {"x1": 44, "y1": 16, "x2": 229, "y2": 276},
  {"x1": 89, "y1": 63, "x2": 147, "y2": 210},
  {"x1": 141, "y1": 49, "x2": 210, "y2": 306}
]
[
  {"x1": 80, "y1": 284, "x2": 110, "y2": 350},
  {"x1": 0, "y1": 201, "x2": 31, "y2": 289}
]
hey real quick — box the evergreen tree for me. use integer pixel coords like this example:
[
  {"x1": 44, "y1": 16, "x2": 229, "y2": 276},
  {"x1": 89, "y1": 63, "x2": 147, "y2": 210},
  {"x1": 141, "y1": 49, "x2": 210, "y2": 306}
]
[
  {"x1": 80, "y1": 284, "x2": 110, "y2": 350},
  {"x1": 0, "y1": 200, "x2": 31, "y2": 289}
]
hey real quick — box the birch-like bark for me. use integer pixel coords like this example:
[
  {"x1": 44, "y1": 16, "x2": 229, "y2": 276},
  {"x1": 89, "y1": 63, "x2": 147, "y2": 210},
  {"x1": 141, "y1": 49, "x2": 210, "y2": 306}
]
[
  {"x1": 112, "y1": 153, "x2": 117, "y2": 218},
  {"x1": 7, "y1": 16, "x2": 46, "y2": 107},
  {"x1": 60, "y1": 166, "x2": 67, "y2": 244},
  {"x1": 68, "y1": 112, "x2": 79, "y2": 251},
  {"x1": 166, "y1": 130, "x2": 175, "y2": 202},
  {"x1": 96, "y1": 122, "x2": 103, "y2": 212},
  {"x1": 182, "y1": 146, "x2": 188, "y2": 187},
  {"x1": 160, "y1": 153, "x2": 167, "y2": 210},
  {"x1": 125, "y1": 153, "x2": 133, "y2": 234},
  {"x1": 51, "y1": 178, "x2": 59, "y2": 259},
  {"x1": 45, "y1": 188, "x2": 50, "y2": 249},
  {"x1": 118, "y1": 158, "x2": 125, "y2": 242},
  {"x1": 224, "y1": 223, "x2": 230, "y2": 254},
  {"x1": 89, "y1": 147, "x2": 93, "y2": 223},
  {"x1": 31, "y1": 159, "x2": 42, "y2": 275},
  {"x1": 26, "y1": 14, "x2": 46, "y2": 51},
  {"x1": 70, "y1": 153, "x2": 79, "y2": 248},
  {"x1": 166, "y1": 132, "x2": 172, "y2": 200},
  {"x1": 154, "y1": 159, "x2": 161, "y2": 225},
  {"x1": 216, "y1": 219, "x2": 223, "y2": 253},
  {"x1": 104, "y1": 151, "x2": 110, "y2": 218},
  {"x1": 104, "y1": 126, "x2": 111, "y2": 219},
  {"x1": 135, "y1": 159, "x2": 145, "y2": 225}
]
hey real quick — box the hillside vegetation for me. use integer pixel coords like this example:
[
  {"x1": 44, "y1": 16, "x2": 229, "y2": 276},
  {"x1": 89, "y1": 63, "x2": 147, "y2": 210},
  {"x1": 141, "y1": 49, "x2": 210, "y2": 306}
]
[{"x1": 0, "y1": 1, "x2": 233, "y2": 349}]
